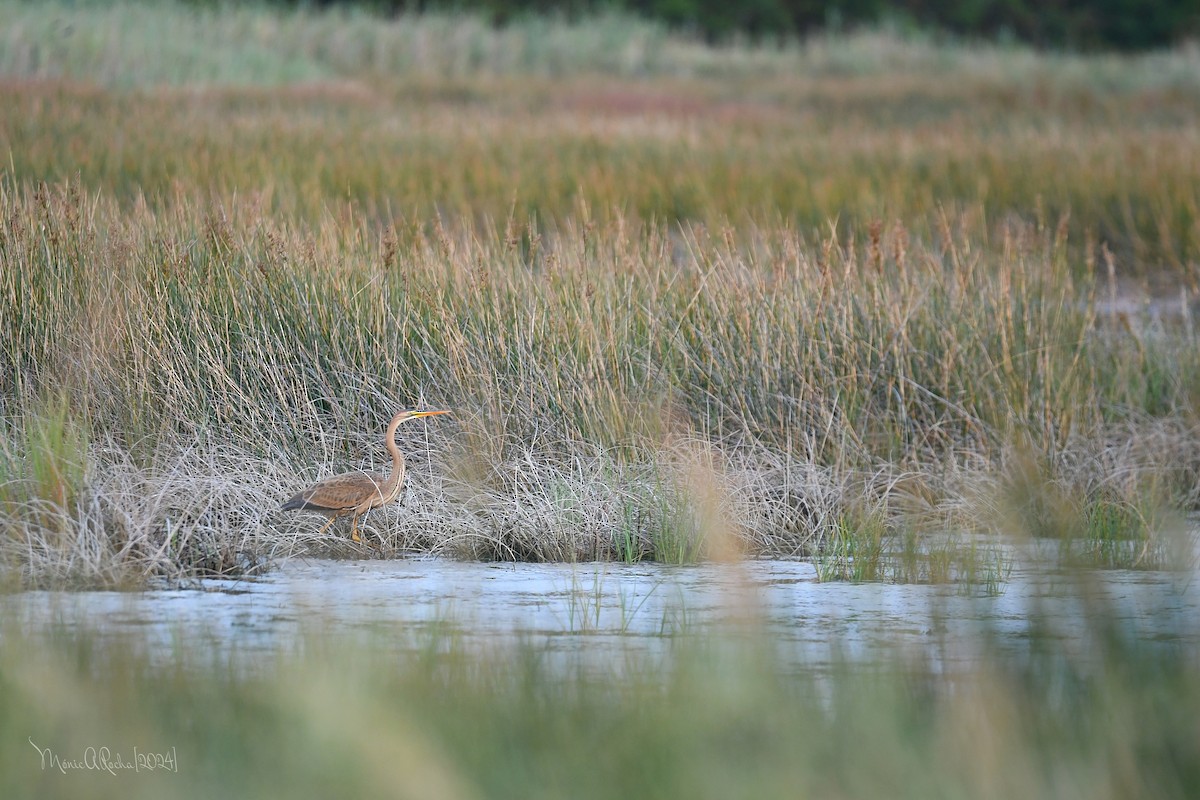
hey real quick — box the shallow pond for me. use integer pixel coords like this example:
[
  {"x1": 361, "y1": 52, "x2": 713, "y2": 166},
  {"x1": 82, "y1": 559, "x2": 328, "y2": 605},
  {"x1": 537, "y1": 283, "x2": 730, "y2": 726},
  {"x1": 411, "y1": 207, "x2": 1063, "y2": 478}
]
[{"x1": 4, "y1": 555, "x2": 1197, "y2": 673}]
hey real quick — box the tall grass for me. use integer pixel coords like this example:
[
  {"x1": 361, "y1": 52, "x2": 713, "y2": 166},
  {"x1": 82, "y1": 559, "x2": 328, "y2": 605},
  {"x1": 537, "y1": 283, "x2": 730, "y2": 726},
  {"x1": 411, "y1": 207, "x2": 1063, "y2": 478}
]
[
  {"x1": 1, "y1": 180, "x2": 1197, "y2": 584},
  {"x1": 7, "y1": 182, "x2": 1198, "y2": 458}
]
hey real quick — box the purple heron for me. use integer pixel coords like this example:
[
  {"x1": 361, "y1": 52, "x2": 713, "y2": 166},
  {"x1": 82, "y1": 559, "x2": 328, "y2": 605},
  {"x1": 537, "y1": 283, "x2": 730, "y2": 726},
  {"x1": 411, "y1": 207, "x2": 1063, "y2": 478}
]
[{"x1": 282, "y1": 409, "x2": 450, "y2": 544}]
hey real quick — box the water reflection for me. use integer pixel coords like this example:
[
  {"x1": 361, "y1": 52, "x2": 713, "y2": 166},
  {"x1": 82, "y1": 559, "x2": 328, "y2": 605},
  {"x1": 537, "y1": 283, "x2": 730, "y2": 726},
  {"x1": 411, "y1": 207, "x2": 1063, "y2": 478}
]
[{"x1": 3, "y1": 557, "x2": 1197, "y2": 672}]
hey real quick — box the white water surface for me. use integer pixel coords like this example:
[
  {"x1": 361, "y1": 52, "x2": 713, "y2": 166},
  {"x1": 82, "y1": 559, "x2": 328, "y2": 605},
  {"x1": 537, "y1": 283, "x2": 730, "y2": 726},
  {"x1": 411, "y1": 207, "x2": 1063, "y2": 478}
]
[{"x1": 4, "y1": 557, "x2": 1197, "y2": 673}]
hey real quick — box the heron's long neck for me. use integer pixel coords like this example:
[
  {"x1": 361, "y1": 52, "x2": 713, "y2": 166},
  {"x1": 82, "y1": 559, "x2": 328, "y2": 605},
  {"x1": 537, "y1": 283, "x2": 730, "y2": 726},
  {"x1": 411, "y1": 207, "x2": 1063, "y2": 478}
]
[{"x1": 381, "y1": 414, "x2": 407, "y2": 501}]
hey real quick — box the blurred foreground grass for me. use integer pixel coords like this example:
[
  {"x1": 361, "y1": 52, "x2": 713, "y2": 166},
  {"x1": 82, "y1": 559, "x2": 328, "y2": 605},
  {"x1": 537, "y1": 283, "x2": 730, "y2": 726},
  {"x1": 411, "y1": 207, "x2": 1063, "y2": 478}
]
[{"x1": 2, "y1": 572, "x2": 1198, "y2": 800}]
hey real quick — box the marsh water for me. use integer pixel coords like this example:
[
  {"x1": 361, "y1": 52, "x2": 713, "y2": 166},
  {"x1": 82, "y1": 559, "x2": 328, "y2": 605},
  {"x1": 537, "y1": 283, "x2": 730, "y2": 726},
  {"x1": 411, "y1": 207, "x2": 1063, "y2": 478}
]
[{"x1": 4, "y1": 554, "x2": 1198, "y2": 673}]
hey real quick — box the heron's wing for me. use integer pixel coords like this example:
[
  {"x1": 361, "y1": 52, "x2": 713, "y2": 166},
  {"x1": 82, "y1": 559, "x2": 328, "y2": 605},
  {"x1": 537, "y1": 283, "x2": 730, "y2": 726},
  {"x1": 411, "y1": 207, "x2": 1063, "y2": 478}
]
[{"x1": 281, "y1": 472, "x2": 386, "y2": 513}]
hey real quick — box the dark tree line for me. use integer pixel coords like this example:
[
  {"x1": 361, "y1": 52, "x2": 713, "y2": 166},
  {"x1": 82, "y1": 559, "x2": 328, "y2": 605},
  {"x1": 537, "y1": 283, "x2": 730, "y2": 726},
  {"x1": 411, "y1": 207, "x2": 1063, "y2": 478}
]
[{"x1": 219, "y1": 0, "x2": 1200, "y2": 50}]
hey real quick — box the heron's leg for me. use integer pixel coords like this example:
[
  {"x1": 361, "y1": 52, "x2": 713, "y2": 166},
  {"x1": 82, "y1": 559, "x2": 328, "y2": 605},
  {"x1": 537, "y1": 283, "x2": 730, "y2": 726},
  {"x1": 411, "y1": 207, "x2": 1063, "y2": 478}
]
[
  {"x1": 363, "y1": 509, "x2": 382, "y2": 550},
  {"x1": 350, "y1": 513, "x2": 362, "y2": 544},
  {"x1": 315, "y1": 515, "x2": 339, "y2": 536}
]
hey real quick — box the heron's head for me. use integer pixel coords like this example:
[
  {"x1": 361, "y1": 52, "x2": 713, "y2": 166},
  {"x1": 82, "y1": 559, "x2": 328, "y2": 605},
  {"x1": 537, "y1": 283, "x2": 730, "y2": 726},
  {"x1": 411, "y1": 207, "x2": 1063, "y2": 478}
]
[{"x1": 394, "y1": 408, "x2": 451, "y2": 425}]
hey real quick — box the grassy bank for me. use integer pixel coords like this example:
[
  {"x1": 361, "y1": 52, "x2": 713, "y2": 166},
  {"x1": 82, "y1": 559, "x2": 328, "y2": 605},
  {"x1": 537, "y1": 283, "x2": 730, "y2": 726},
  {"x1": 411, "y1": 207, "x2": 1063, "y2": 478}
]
[
  {"x1": 1, "y1": 1, "x2": 1199, "y2": 586},
  {"x1": 2, "y1": 182, "x2": 1196, "y2": 585}
]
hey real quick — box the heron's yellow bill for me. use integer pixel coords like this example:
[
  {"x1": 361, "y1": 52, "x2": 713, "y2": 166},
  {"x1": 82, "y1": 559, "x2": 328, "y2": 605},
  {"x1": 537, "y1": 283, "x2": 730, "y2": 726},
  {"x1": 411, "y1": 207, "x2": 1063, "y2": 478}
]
[{"x1": 411, "y1": 410, "x2": 451, "y2": 417}]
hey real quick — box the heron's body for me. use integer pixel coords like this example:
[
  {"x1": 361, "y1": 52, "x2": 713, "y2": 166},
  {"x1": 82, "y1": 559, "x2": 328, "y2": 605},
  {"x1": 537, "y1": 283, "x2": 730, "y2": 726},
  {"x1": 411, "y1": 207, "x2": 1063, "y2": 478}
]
[{"x1": 282, "y1": 409, "x2": 449, "y2": 543}]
